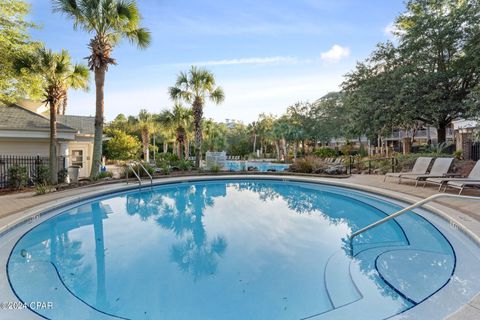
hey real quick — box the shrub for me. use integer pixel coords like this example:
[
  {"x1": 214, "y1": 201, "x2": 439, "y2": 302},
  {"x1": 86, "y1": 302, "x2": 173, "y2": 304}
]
[
  {"x1": 161, "y1": 163, "x2": 171, "y2": 175},
  {"x1": 313, "y1": 147, "x2": 337, "y2": 158},
  {"x1": 8, "y1": 165, "x2": 28, "y2": 189},
  {"x1": 95, "y1": 171, "x2": 113, "y2": 180},
  {"x1": 156, "y1": 153, "x2": 180, "y2": 167},
  {"x1": 453, "y1": 150, "x2": 463, "y2": 160},
  {"x1": 103, "y1": 129, "x2": 141, "y2": 160},
  {"x1": 178, "y1": 159, "x2": 193, "y2": 171},
  {"x1": 289, "y1": 156, "x2": 325, "y2": 173},
  {"x1": 358, "y1": 144, "x2": 368, "y2": 157},
  {"x1": 35, "y1": 183, "x2": 50, "y2": 195},
  {"x1": 36, "y1": 165, "x2": 50, "y2": 184},
  {"x1": 210, "y1": 164, "x2": 221, "y2": 173},
  {"x1": 57, "y1": 168, "x2": 68, "y2": 184}
]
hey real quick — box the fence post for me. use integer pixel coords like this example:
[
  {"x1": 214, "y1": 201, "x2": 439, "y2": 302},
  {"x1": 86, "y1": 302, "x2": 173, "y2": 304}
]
[
  {"x1": 349, "y1": 156, "x2": 353, "y2": 175},
  {"x1": 391, "y1": 157, "x2": 396, "y2": 173},
  {"x1": 368, "y1": 160, "x2": 372, "y2": 174}
]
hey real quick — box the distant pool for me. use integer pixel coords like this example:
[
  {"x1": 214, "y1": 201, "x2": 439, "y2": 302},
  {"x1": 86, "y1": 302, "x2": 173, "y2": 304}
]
[{"x1": 225, "y1": 161, "x2": 289, "y2": 172}]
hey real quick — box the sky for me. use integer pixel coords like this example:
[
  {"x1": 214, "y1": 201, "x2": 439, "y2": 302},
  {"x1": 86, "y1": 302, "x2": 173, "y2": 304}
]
[{"x1": 28, "y1": 0, "x2": 405, "y2": 123}]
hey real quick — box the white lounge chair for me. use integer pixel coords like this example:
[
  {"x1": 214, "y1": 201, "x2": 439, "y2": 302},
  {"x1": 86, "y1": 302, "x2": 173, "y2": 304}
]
[
  {"x1": 425, "y1": 160, "x2": 480, "y2": 191},
  {"x1": 384, "y1": 157, "x2": 433, "y2": 183},
  {"x1": 400, "y1": 157, "x2": 454, "y2": 187}
]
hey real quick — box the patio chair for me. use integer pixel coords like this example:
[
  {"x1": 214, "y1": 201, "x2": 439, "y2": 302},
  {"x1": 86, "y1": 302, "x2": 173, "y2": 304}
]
[
  {"x1": 425, "y1": 160, "x2": 480, "y2": 191},
  {"x1": 446, "y1": 179, "x2": 480, "y2": 195},
  {"x1": 384, "y1": 157, "x2": 433, "y2": 183},
  {"x1": 400, "y1": 157, "x2": 454, "y2": 187}
]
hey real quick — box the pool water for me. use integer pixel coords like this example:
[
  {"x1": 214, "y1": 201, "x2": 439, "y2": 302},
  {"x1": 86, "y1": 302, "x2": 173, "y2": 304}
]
[
  {"x1": 224, "y1": 161, "x2": 289, "y2": 172},
  {"x1": 5, "y1": 180, "x2": 474, "y2": 319}
]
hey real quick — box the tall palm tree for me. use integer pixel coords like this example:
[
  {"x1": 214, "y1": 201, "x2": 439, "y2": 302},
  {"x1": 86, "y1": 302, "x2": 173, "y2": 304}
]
[
  {"x1": 53, "y1": 0, "x2": 151, "y2": 178},
  {"x1": 158, "y1": 104, "x2": 193, "y2": 160},
  {"x1": 169, "y1": 66, "x2": 225, "y2": 168},
  {"x1": 134, "y1": 109, "x2": 157, "y2": 162},
  {"x1": 14, "y1": 47, "x2": 89, "y2": 183}
]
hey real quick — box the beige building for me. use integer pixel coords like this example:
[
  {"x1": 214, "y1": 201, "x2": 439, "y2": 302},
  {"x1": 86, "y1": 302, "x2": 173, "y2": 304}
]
[{"x1": 0, "y1": 102, "x2": 95, "y2": 178}]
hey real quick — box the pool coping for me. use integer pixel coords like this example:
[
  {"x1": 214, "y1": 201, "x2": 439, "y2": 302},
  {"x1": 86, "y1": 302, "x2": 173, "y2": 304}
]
[{"x1": 0, "y1": 174, "x2": 479, "y2": 320}]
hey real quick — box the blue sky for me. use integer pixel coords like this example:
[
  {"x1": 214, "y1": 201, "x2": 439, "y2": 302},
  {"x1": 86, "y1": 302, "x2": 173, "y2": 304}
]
[{"x1": 29, "y1": 0, "x2": 405, "y2": 123}]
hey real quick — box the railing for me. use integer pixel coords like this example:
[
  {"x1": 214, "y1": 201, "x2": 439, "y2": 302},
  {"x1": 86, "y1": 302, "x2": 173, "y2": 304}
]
[
  {"x1": 0, "y1": 155, "x2": 65, "y2": 188},
  {"x1": 350, "y1": 193, "x2": 480, "y2": 240},
  {"x1": 125, "y1": 161, "x2": 153, "y2": 186}
]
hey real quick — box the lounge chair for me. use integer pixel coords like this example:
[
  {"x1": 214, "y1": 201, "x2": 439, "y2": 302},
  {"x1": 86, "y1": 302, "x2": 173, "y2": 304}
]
[
  {"x1": 446, "y1": 179, "x2": 480, "y2": 195},
  {"x1": 425, "y1": 160, "x2": 480, "y2": 191},
  {"x1": 384, "y1": 157, "x2": 433, "y2": 183},
  {"x1": 400, "y1": 157, "x2": 454, "y2": 187}
]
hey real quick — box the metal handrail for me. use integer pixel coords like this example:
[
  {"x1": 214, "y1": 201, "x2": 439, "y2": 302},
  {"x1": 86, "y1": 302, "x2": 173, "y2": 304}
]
[
  {"x1": 126, "y1": 162, "x2": 142, "y2": 185},
  {"x1": 350, "y1": 193, "x2": 480, "y2": 240},
  {"x1": 135, "y1": 161, "x2": 153, "y2": 185}
]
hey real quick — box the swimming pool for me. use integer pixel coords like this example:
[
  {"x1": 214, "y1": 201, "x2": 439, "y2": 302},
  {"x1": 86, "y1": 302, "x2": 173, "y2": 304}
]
[
  {"x1": 224, "y1": 161, "x2": 289, "y2": 172},
  {"x1": 4, "y1": 179, "x2": 480, "y2": 319}
]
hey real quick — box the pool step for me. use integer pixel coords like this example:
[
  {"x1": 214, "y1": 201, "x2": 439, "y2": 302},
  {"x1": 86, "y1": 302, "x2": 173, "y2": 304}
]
[
  {"x1": 324, "y1": 250, "x2": 362, "y2": 308},
  {"x1": 9, "y1": 261, "x2": 124, "y2": 320},
  {"x1": 312, "y1": 246, "x2": 414, "y2": 320}
]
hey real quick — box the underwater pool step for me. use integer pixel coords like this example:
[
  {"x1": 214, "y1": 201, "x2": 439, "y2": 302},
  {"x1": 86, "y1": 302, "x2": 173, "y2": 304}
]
[
  {"x1": 311, "y1": 246, "x2": 414, "y2": 319},
  {"x1": 324, "y1": 250, "x2": 362, "y2": 308},
  {"x1": 9, "y1": 261, "x2": 125, "y2": 320}
]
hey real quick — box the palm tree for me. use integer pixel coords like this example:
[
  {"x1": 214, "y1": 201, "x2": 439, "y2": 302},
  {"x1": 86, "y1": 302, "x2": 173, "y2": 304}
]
[
  {"x1": 169, "y1": 66, "x2": 225, "y2": 168},
  {"x1": 53, "y1": 0, "x2": 151, "y2": 178},
  {"x1": 14, "y1": 47, "x2": 89, "y2": 183},
  {"x1": 158, "y1": 104, "x2": 193, "y2": 160},
  {"x1": 134, "y1": 109, "x2": 157, "y2": 162}
]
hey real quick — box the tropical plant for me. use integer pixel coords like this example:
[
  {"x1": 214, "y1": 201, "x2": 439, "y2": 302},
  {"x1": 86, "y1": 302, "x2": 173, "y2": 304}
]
[
  {"x1": 169, "y1": 66, "x2": 225, "y2": 168},
  {"x1": 14, "y1": 47, "x2": 89, "y2": 184},
  {"x1": 53, "y1": 0, "x2": 151, "y2": 177},
  {"x1": 158, "y1": 104, "x2": 193, "y2": 160},
  {"x1": 133, "y1": 109, "x2": 157, "y2": 162}
]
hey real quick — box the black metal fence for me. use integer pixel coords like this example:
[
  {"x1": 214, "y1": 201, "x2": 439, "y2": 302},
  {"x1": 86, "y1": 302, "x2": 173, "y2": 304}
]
[
  {"x1": 0, "y1": 155, "x2": 65, "y2": 188},
  {"x1": 472, "y1": 143, "x2": 480, "y2": 161}
]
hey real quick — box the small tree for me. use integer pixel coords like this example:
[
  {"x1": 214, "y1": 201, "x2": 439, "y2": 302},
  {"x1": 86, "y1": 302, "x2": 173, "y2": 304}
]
[{"x1": 103, "y1": 129, "x2": 141, "y2": 160}]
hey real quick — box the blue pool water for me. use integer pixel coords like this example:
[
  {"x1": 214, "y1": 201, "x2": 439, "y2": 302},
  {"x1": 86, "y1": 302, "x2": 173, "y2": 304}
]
[
  {"x1": 224, "y1": 161, "x2": 289, "y2": 172},
  {"x1": 5, "y1": 179, "x2": 468, "y2": 319}
]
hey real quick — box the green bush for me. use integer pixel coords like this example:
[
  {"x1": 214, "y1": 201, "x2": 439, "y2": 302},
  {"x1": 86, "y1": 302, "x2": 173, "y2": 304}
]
[
  {"x1": 8, "y1": 165, "x2": 28, "y2": 189},
  {"x1": 289, "y1": 156, "x2": 325, "y2": 173},
  {"x1": 36, "y1": 165, "x2": 50, "y2": 184},
  {"x1": 35, "y1": 183, "x2": 50, "y2": 195},
  {"x1": 178, "y1": 159, "x2": 193, "y2": 171},
  {"x1": 103, "y1": 129, "x2": 141, "y2": 160},
  {"x1": 57, "y1": 168, "x2": 68, "y2": 184},
  {"x1": 161, "y1": 163, "x2": 171, "y2": 175},
  {"x1": 210, "y1": 164, "x2": 221, "y2": 173},
  {"x1": 95, "y1": 171, "x2": 113, "y2": 180},
  {"x1": 156, "y1": 153, "x2": 180, "y2": 167},
  {"x1": 313, "y1": 147, "x2": 337, "y2": 158}
]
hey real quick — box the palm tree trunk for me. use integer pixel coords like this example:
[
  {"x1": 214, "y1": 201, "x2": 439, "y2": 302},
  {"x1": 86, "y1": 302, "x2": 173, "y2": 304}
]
[
  {"x1": 253, "y1": 134, "x2": 257, "y2": 153},
  {"x1": 142, "y1": 129, "x2": 150, "y2": 162},
  {"x1": 49, "y1": 100, "x2": 58, "y2": 184},
  {"x1": 91, "y1": 66, "x2": 106, "y2": 178},
  {"x1": 274, "y1": 141, "x2": 280, "y2": 161},
  {"x1": 193, "y1": 97, "x2": 203, "y2": 168},
  {"x1": 184, "y1": 139, "x2": 189, "y2": 159},
  {"x1": 163, "y1": 141, "x2": 168, "y2": 153}
]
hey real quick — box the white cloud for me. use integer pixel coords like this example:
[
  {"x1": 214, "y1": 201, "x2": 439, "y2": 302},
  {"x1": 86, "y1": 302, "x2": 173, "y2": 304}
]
[
  {"x1": 384, "y1": 22, "x2": 397, "y2": 39},
  {"x1": 320, "y1": 45, "x2": 350, "y2": 63},
  {"x1": 175, "y1": 56, "x2": 298, "y2": 67}
]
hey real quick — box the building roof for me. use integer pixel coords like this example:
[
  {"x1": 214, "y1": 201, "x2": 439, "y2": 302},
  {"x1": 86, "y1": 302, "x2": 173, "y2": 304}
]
[
  {"x1": 57, "y1": 115, "x2": 95, "y2": 135},
  {"x1": 0, "y1": 104, "x2": 76, "y2": 132}
]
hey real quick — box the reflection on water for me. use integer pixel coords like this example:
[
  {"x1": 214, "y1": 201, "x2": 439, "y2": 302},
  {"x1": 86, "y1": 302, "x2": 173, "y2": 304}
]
[{"x1": 7, "y1": 180, "x2": 459, "y2": 320}]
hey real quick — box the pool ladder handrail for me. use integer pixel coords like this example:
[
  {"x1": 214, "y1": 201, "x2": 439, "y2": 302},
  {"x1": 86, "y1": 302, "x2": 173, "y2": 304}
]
[
  {"x1": 350, "y1": 193, "x2": 480, "y2": 240},
  {"x1": 126, "y1": 161, "x2": 153, "y2": 186}
]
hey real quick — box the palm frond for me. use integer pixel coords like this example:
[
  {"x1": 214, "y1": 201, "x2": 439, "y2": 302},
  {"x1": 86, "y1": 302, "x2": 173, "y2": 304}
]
[{"x1": 209, "y1": 87, "x2": 225, "y2": 104}]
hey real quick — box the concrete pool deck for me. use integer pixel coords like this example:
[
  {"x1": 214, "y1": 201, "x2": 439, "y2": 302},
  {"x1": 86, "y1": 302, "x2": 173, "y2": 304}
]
[{"x1": 0, "y1": 174, "x2": 479, "y2": 319}]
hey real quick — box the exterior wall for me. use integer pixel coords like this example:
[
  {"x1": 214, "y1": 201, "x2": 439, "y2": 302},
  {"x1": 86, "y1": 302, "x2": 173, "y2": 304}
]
[
  {"x1": 65, "y1": 140, "x2": 94, "y2": 178},
  {"x1": 0, "y1": 140, "x2": 49, "y2": 156}
]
